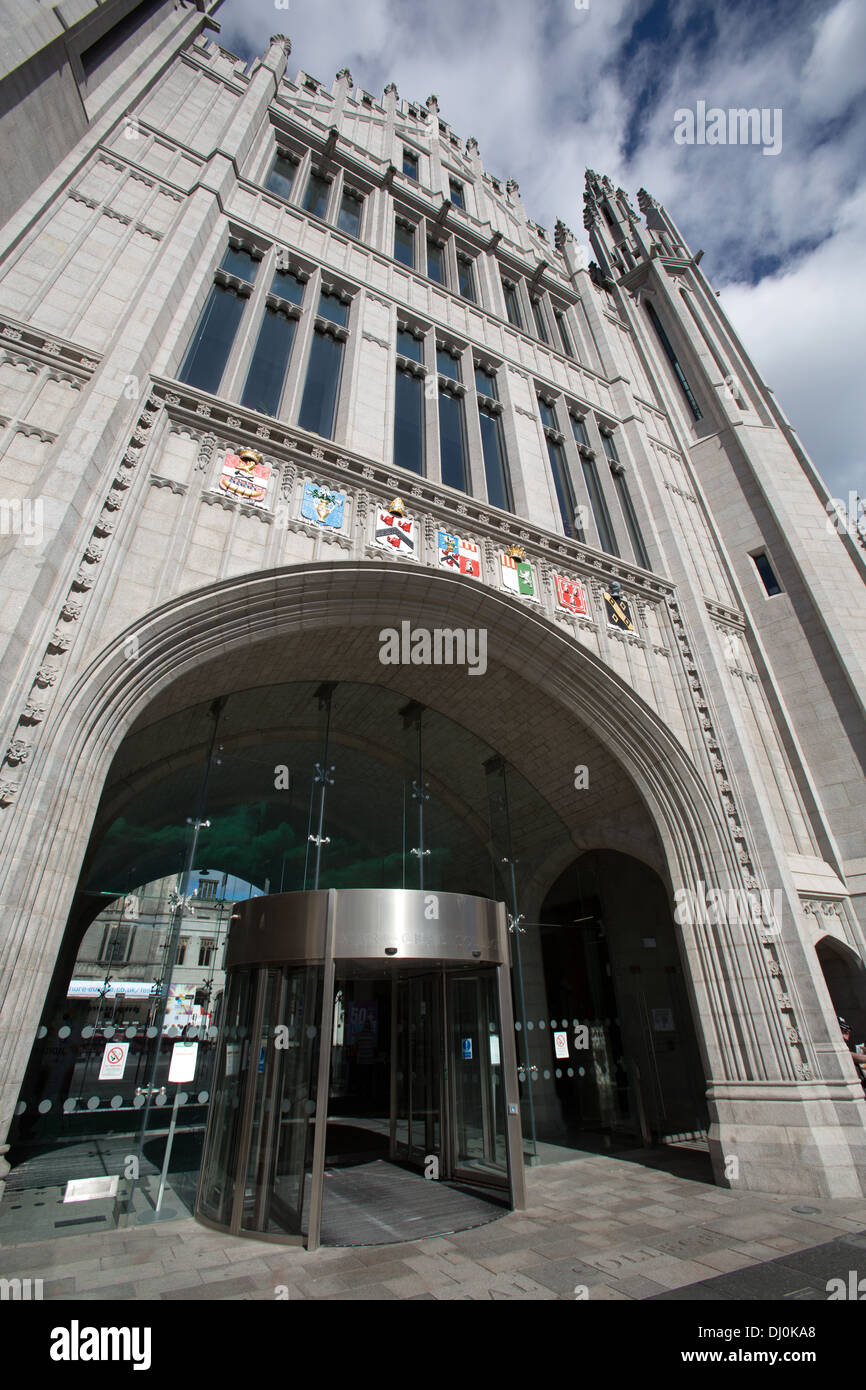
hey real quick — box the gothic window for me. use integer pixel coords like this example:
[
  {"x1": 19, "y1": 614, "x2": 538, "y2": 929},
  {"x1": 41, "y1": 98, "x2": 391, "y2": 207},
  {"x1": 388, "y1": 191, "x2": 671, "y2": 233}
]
[{"x1": 178, "y1": 244, "x2": 260, "y2": 394}]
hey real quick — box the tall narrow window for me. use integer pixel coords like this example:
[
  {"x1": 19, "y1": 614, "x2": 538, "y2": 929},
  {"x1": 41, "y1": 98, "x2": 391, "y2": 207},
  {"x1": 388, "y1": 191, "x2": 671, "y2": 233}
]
[
  {"x1": 266, "y1": 153, "x2": 298, "y2": 201},
  {"x1": 601, "y1": 433, "x2": 650, "y2": 569},
  {"x1": 337, "y1": 189, "x2": 363, "y2": 237},
  {"x1": 241, "y1": 308, "x2": 297, "y2": 417},
  {"x1": 582, "y1": 454, "x2": 618, "y2": 555},
  {"x1": 439, "y1": 389, "x2": 467, "y2": 492},
  {"x1": 402, "y1": 147, "x2": 419, "y2": 180},
  {"x1": 502, "y1": 278, "x2": 523, "y2": 328},
  {"x1": 394, "y1": 217, "x2": 415, "y2": 267},
  {"x1": 394, "y1": 366, "x2": 425, "y2": 476},
  {"x1": 457, "y1": 254, "x2": 476, "y2": 303},
  {"x1": 555, "y1": 309, "x2": 574, "y2": 358},
  {"x1": 476, "y1": 371, "x2": 511, "y2": 512},
  {"x1": 449, "y1": 178, "x2": 464, "y2": 209},
  {"x1": 427, "y1": 239, "x2": 445, "y2": 284},
  {"x1": 303, "y1": 171, "x2": 331, "y2": 218},
  {"x1": 178, "y1": 245, "x2": 259, "y2": 393},
  {"x1": 531, "y1": 297, "x2": 550, "y2": 344},
  {"x1": 297, "y1": 292, "x2": 347, "y2": 439},
  {"x1": 539, "y1": 396, "x2": 580, "y2": 540},
  {"x1": 752, "y1": 552, "x2": 782, "y2": 596},
  {"x1": 397, "y1": 327, "x2": 423, "y2": 362},
  {"x1": 645, "y1": 301, "x2": 702, "y2": 421},
  {"x1": 240, "y1": 268, "x2": 305, "y2": 417}
]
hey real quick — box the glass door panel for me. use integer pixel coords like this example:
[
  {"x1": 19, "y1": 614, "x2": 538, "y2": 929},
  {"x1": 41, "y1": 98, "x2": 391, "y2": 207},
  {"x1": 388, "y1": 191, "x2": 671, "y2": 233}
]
[
  {"x1": 447, "y1": 971, "x2": 507, "y2": 1186},
  {"x1": 393, "y1": 973, "x2": 441, "y2": 1166},
  {"x1": 197, "y1": 968, "x2": 256, "y2": 1227}
]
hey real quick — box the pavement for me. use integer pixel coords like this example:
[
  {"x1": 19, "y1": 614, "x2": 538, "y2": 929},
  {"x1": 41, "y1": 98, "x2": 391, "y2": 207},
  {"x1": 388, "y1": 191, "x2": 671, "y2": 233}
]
[{"x1": 2, "y1": 1145, "x2": 866, "y2": 1301}]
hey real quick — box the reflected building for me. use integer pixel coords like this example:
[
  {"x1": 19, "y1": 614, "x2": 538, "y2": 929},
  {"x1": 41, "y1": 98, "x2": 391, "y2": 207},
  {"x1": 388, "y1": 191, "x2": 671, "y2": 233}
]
[{"x1": 1, "y1": 12, "x2": 866, "y2": 1249}]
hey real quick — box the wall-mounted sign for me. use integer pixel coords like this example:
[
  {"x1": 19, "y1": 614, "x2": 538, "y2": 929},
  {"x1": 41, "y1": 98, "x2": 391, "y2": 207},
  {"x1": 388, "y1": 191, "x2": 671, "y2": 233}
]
[
  {"x1": 169, "y1": 1041, "x2": 199, "y2": 1083},
  {"x1": 604, "y1": 590, "x2": 636, "y2": 632},
  {"x1": 553, "y1": 1031, "x2": 569, "y2": 1059},
  {"x1": 437, "y1": 531, "x2": 481, "y2": 578},
  {"x1": 500, "y1": 552, "x2": 535, "y2": 597},
  {"x1": 462, "y1": 1037, "x2": 473, "y2": 1060},
  {"x1": 98, "y1": 1042, "x2": 129, "y2": 1081},
  {"x1": 375, "y1": 507, "x2": 415, "y2": 555}
]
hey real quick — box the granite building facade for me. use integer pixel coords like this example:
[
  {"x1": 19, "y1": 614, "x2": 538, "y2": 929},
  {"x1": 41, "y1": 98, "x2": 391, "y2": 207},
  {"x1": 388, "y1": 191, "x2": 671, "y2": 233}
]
[{"x1": 1, "y1": 13, "x2": 865, "y2": 1234}]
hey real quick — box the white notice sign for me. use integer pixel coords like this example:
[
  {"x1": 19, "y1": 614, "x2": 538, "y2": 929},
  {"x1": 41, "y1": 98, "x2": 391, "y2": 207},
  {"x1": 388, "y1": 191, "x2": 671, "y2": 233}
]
[
  {"x1": 99, "y1": 1042, "x2": 129, "y2": 1080},
  {"x1": 169, "y1": 1041, "x2": 198, "y2": 1083},
  {"x1": 553, "y1": 1031, "x2": 569, "y2": 1059}
]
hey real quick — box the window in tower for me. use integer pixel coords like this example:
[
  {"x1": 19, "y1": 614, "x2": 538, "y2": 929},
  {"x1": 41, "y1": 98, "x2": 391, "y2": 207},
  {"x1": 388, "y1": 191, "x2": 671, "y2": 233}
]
[
  {"x1": 555, "y1": 308, "x2": 575, "y2": 359},
  {"x1": 752, "y1": 551, "x2": 783, "y2": 596},
  {"x1": 240, "y1": 305, "x2": 298, "y2": 417},
  {"x1": 438, "y1": 388, "x2": 468, "y2": 492},
  {"x1": 476, "y1": 370, "x2": 511, "y2": 513},
  {"x1": 266, "y1": 152, "x2": 299, "y2": 201},
  {"x1": 581, "y1": 452, "x2": 618, "y2": 556},
  {"x1": 645, "y1": 301, "x2": 703, "y2": 421},
  {"x1": 427, "y1": 238, "x2": 445, "y2": 284},
  {"x1": 539, "y1": 395, "x2": 581, "y2": 541},
  {"x1": 457, "y1": 253, "x2": 476, "y2": 303},
  {"x1": 402, "y1": 147, "x2": 419, "y2": 181},
  {"x1": 502, "y1": 277, "x2": 523, "y2": 329},
  {"x1": 177, "y1": 244, "x2": 259, "y2": 394},
  {"x1": 394, "y1": 364, "x2": 425, "y2": 477},
  {"x1": 297, "y1": 291, "x2": 349, "y2": 439},
  {"x1": 449, "y1": 178, "x2": 465, "y2": 210},
  {"x1": 394, "y1": 216, "x2": 416, "y2": 268},
  {"x1": 531, "y1": 296, "x2": 550, "y2": 344},
  {"x1": 303, "y1": 170, "x2": 332, "y2": 219},
  {"x1": 337, "y1": 188, "x2": 364, "y2": 237},
  {"x1": 602, "y1": 433, "x2": 650, "y2": 569}
]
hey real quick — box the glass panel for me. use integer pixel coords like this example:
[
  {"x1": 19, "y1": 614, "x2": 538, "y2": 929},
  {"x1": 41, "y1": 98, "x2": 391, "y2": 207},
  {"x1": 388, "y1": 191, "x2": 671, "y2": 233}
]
[
  {"x1": 438, "y1": 390, "x2": 467, "y2": 493},
  {"x1": 645, "y1": 301, "x2": 702, "y2": 420},
  {"x1": 266, "y1": 155, "x2": 297, "y2": 201},
  {"x1": 394, "y1": 368, "x2": 425, "y2": 476},
  {"x1": 197, "y1": 968, "x2": 256, "y2": 1226},
  {"x1": 556, "y1": 310, "x2": 574, "y2": 358},
  {"x1": 402, "y1": 148, "x2": 419, "y2": 180},
  {"x1": 613, "y1": 471, "x2": 651, "y2": 569},
  {"x1": 502, "y1": 281, "x2": 522, "y2": 328},
  {"x1": 397, "y1": 329, "x2": 423, "y2": 362},
  {"x1": 457, "y1": 257, "x2": 476, "y2": 303},
  {"x1": 753, "y1": 552, "x2": 782, "y2": 595},
  {"x1": 298, "y1": 330, "x2": 343, "y2": 439},
  {"x1": 270, "y1": 268, "x2": 305, "y2": 304},
  {"x1": 426, "y1": 240, "x2": 444, "y2": 283},
  {"x1": 449, "y1": 179, "x2": 464, "y2": 209},
  {"x1": 475, "y1": 366, "x2": 497, "y2": 398},
  {"x1": 240, "y1": 965, "x2": 321, "y2": 1235},
  {"x1": 532, "y1": 298, "x2": 549, "y2": 343},
  {"x1": 318, "y1": 291, "x2": 348, "y2": 327},
  {"x1": 479, "y1": 408, "x2": 512, "y2": 512},
  {"x1": 178, "y1": 283, "x2": 245, "y2": 393},
  {"x1": 538, "y1": 398, "x2": 557, "y2": 431},
  {"x1": 394, "y1": 220, "x2": 415, "y2": 267},
  {"x1": 220, "y1": 246, "x2": 259, "y2": 283},
  {"x1": 394, "y1": 974, "x2": 441, "y2": 1161},
  {"x1": 436, "y1": 348, "x2": 460, "y2": 381},
  {"x1": 570, "y1": 413, "x2": 589, "y2": 447},
  {"x1": 582, "y1": 456, "x2": 619, "y2": 555},
  {"x1": 303, "y1": 173, "x2": 330, "y2": 218},
  {"x1": 240, "y1": 308, "x2": 297, "y2": 417},
  {"x1": 547, "y1": 439, "x2": 581, "y2": 541},
  {"x1": 337, "y1": 192, "x2": 363, "y2": 237},
  {"x1": 449, "y1": 971, "x2": 507, "y2": 1183}
]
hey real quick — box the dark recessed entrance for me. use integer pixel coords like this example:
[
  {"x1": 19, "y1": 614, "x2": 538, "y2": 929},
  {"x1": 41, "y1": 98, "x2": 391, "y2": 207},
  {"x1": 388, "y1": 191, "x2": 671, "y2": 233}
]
[{"x1": 195, "y1": 888, "x2": 525, "y2": 1248}]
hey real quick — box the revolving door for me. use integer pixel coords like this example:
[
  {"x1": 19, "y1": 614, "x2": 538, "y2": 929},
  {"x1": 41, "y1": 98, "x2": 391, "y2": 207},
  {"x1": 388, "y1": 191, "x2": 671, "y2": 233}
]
[{"x1": 195, "y1": 888, "x2": 525, "y2": 1248}]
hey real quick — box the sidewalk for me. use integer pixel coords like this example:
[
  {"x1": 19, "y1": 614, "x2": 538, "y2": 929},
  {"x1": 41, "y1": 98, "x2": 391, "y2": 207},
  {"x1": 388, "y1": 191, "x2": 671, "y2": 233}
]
[{"x1": 2, "y1": 1148, "x2": 865, "y2": 1301}]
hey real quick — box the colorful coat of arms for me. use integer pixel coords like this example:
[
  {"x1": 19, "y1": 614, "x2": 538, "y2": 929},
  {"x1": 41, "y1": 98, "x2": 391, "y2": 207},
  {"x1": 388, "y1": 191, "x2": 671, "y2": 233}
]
[
  {"x1": 218, "y1": 448, "x2": 270, "y2": 505},
  {"x1": 301, "y1": 481, "x2": 346, "y2": 528},
  {"x1": 554, "y1": 574, "x2": 588, "y2": 615},
  {"x1": 437, "y1": 531, "x2": 481, "y2": 578},
  {"x1": 375, "y1": 508, "x2": 416, "y2": 555},
  {"x1": 500, "y1": 552, "x2": 535, "y2": 597}
]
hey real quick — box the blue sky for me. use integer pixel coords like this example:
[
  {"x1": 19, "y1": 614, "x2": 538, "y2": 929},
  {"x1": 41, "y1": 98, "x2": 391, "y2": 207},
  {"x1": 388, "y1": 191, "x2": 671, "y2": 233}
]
[{"x1": 215, "y1": 0, "x2": 865, "y2": 500}]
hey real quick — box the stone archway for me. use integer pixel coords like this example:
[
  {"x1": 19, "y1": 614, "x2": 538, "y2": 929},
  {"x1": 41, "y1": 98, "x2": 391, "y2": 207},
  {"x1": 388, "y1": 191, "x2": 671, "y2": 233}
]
[{"x1": 1, "y1": 560, "x2": 865, "y2": 1197}]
